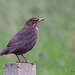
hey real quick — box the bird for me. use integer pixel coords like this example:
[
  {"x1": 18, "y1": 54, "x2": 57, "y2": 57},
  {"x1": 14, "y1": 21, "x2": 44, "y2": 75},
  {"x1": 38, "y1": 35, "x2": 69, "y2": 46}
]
[{"x1": 0, "y1": 17, "x2": 44, "y2": 63}]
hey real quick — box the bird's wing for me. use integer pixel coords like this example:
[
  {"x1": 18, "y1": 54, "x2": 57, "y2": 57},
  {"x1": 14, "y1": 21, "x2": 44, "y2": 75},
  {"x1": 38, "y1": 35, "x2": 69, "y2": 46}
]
[{"x1": 7, "y1": 27, "x2": 36, "y2": 54}]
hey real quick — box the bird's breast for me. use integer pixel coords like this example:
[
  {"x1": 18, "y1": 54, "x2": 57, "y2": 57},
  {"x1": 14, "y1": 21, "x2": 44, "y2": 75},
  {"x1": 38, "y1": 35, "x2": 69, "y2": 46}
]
[
  {"x1": 34, "y1": 27, "x2": 38, "y2": 39},
  {"x1": 35, "y1": 27, "x2": 38, "y2": 31}
]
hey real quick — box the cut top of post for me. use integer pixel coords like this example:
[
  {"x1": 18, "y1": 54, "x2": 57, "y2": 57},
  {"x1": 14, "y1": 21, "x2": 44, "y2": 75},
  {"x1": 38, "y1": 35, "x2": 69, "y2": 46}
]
[{"x1": 3, "y1": 63, "x2": 36, "y2": 75}]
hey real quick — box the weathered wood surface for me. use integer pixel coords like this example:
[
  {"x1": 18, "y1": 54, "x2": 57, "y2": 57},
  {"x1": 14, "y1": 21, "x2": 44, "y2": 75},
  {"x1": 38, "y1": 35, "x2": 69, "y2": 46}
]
[{"x1": 3, "y1": 63, "x2": 36, "y2": 75}]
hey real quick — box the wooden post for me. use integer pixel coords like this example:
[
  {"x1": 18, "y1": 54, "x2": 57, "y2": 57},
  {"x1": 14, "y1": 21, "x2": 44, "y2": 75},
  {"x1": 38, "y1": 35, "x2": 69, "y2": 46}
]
[{"x1": 3, "y1": 63, "x2": 36, "y2": 75}]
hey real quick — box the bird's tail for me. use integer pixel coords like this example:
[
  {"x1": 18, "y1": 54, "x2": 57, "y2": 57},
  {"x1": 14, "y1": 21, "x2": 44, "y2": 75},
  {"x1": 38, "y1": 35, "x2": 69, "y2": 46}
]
[{"x1": 0, "y1": 47, "x2": 10, "y2": 56}]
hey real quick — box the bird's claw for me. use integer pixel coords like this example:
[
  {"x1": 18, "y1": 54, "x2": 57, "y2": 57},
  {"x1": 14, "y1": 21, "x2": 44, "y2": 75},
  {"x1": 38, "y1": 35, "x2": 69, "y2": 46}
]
[
  {"x1": 25, "y1": 60, "x2": 34, "y2": 65},
  {"x1": 16, "y1": 61, "x2": 34, "y2": 65}
]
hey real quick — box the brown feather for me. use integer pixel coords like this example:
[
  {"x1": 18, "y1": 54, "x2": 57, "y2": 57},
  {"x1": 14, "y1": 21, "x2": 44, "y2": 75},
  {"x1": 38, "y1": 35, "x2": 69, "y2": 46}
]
[{"x1": 0, "y1": 17, "x2": 44, "y2": 56}]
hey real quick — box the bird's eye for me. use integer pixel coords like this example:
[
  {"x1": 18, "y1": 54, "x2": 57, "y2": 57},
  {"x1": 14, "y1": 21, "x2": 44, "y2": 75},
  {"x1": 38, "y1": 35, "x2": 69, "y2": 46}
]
[{"x1": 32, "y1": 20, "x2": 35, "y2": 21}]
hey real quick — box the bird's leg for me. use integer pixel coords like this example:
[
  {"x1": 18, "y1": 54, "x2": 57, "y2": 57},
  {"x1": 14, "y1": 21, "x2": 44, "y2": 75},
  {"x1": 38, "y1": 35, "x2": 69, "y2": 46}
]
[
  {"x1": 16, "y1": 55, "x2": 22, "y2": 63},
  {"x1": 21, "y1": 54, "x2": 34, "y2": 64},
  {"x1": 21, "y1": 54, "x2": 29, "y2": 63}
]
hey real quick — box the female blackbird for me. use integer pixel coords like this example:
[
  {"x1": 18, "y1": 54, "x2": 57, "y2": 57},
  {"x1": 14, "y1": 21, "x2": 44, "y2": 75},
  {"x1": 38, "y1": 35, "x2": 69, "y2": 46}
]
[{"x1": 0, "y1": 17, "x2": 44, "y2": 63}]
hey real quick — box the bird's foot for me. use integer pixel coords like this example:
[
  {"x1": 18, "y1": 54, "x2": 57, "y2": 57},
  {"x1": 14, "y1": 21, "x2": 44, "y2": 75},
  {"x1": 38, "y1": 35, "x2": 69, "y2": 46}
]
[
  {"x1": 16, "y1": 61, "x2": 22, "y2": 63},
  {"x1": 16, "y1": 61, "x2": 34, "y2": 65},
  {"x1": 25, "y1": 60, "x2": 34, "y2": 65}
]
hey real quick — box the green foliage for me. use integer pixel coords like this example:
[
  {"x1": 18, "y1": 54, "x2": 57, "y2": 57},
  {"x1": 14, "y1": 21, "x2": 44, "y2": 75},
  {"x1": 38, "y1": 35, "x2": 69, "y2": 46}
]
[{"x1": 0, "y1": 0, "x2": 75, "y2": 75}]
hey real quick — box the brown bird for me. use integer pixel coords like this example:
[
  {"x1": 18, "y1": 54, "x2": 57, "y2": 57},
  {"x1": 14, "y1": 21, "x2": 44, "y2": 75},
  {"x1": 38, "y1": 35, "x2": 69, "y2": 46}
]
[{"x1": 0, "y1": 17, "x2": 44, "y2": 63}]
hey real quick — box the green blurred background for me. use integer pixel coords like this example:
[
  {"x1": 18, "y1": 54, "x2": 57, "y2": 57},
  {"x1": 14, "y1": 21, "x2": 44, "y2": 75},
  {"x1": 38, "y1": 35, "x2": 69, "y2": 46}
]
[{"x1": 0, "y1": 0, "x2": 75, "y2": 75}]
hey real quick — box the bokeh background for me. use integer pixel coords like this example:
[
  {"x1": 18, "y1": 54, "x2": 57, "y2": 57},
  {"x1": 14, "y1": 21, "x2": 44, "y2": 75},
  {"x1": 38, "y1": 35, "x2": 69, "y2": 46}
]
[{"x1": 0, "y1": 0, "x2": 75, "y2": 75}]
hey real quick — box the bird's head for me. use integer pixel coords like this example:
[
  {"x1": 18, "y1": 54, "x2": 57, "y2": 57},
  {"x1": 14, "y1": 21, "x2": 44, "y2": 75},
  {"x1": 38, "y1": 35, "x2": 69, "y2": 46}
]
[{"x1": 26, "y1": 17, "x2": 45, "y2": 27}]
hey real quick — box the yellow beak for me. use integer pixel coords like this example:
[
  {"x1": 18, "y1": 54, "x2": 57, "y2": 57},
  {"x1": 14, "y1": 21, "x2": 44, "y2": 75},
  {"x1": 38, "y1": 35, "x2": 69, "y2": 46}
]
[{"x1": 38, "y1": 18, "x2": 45, "y2": 22}]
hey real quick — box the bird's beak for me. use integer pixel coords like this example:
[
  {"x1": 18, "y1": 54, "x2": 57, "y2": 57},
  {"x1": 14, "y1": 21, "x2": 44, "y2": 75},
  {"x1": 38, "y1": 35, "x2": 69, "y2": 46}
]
[{"x1": 38, "y1": 18, "x2": 45, "y2": 22}]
